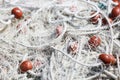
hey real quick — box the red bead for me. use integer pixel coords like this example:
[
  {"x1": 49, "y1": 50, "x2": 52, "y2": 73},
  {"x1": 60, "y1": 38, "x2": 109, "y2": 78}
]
[
  {"x1": 57, "y1": 0, "x2": 65, "y2": 4},
  {"x1": 69, "y1": 42, "x2": 78, "y2": 53},
  {"x1": 70, "y1": 5, "x2": 77, "y2": 12},
  {"x1": 112, "y1": 0, "x2": 119, "y2": 4},
  {"x1": 11, "y1": 7, "x2": 23, "y2": 19},
  {"x1": 88, "y1": 35, "x2": 101, "y2": 48},
  {"x1": 99, "y1": 53, "x2": 111, "y2": 64},
  {"x1": 102, "y1": 18, "x2": 112, "y2": 25},
  {"x1": 109, "y1": 55, "x2": 116, "y2": 65},
  {"x1": 111, "y1": 6, "x2": 120, "y2": 18},
  {"x1": 20, "y1": 60, "x2": 33, "y2": 72},
  {"x1": 99, "y1": 53, "x2": 116, "y2": 65},
  {"x1": 56, "y1": 25, "x2": 63, "y2": 36},
  {"x1": 90, "y1": 12, "x2": 101, "y2": 24}
]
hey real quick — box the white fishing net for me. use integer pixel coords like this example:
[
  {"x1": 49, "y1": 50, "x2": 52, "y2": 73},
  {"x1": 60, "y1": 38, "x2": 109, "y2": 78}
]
[{"x1": 0, "y1": 0, "x2": 120, "y2": 80}]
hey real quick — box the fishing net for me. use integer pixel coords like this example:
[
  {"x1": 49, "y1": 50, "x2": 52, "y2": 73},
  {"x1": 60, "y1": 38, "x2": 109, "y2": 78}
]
[{"x1": 0, "y1": 0, "x2": 120, "y2": 80}]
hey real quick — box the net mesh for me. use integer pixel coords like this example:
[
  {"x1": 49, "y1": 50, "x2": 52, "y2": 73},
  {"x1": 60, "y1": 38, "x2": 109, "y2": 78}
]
[{"x1": 0, "y1": 0, "x2": 120, "y2": 80}]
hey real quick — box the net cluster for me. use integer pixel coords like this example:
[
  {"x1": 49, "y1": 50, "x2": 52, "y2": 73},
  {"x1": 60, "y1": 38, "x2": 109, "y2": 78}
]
[{"x1": 0, "y1": 0, "x2": 120, "y2": 80}]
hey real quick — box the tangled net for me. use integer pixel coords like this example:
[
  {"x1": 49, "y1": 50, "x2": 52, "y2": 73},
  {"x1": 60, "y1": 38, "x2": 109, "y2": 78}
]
[{"x1": 0, "y1": 0, "x2": 120, "y2": 80}]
